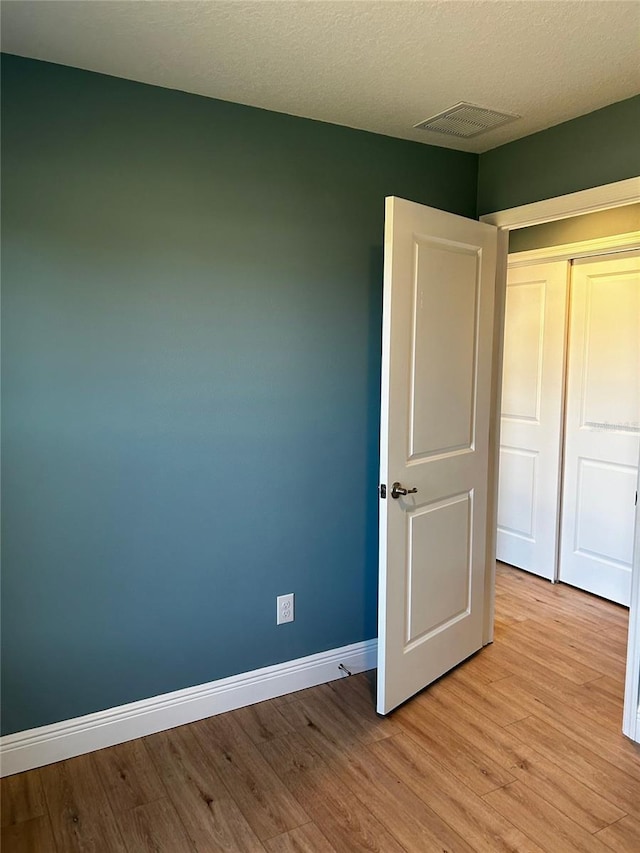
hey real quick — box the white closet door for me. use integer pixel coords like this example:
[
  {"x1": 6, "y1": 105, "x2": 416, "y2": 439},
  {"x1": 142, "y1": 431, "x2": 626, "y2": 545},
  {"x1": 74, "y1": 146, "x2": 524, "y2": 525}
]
[
  {"x1": 497, "y1": 261, "x2": 568, "y2": 579},
  {"x1": 559, "y1": 251, "x2": 640, "y2": 605}
]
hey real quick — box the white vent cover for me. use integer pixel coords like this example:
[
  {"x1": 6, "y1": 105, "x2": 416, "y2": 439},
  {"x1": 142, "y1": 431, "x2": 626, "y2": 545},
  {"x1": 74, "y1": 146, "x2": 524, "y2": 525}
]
[{"x1": 414, "y1": 102, "x2": 520, "y2": 138}]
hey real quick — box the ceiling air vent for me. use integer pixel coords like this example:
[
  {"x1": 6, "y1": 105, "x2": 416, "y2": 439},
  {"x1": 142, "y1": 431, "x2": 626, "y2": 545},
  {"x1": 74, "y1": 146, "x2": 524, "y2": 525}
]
[{"x1": 414, "y1": 102, "x2": 520, "y2": 138}]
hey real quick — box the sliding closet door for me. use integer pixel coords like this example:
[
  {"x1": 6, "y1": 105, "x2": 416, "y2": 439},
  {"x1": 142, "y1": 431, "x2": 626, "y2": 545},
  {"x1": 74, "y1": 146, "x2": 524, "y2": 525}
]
[
  {"x1": 559, "y1": 251, "x2": 640, "y2": 605},
  {"x1": 497, "y1": 261, "x2": 568, "y2": 579}
]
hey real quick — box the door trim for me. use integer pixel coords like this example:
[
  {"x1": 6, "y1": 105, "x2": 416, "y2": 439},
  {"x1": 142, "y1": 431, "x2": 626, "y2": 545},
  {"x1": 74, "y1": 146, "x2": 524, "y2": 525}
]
[
  {"x1": 508, "y1": 230, "x2": 640, "y2": 267},
  {"x1": 481, "y1": 176, "x2": 640, "y2": 741},
  {"x1": 481, "y1": 177, "x2": 639, "y2": 230},
  {"x1": 624, "y1": 464, "x2": 640, "y2": 739}
]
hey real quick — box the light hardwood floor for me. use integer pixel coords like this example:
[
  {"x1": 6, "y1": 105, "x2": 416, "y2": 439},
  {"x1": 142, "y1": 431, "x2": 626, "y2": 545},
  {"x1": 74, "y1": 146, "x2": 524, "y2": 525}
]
[{"x1": 2, "y1": 563, "x2": 640, "y2": 852}]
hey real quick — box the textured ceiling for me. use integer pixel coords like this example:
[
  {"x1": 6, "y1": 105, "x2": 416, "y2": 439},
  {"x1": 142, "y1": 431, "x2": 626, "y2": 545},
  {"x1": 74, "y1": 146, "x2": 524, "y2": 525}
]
[{"x1": 2, "y1": 0, "x2": 639, "y2": 153}]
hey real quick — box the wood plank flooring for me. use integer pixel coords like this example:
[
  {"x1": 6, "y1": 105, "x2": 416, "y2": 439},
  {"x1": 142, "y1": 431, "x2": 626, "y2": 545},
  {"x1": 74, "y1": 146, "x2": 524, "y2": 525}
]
[{"x1": 2, "y1": 563, "x2": 639, "y2": 852}]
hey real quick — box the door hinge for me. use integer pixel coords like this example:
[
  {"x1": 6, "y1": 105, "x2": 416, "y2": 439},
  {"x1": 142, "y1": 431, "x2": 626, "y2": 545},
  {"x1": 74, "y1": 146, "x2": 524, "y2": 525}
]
[{"x1": 379, "y1": 484, "x2": 387, "y2": 499}]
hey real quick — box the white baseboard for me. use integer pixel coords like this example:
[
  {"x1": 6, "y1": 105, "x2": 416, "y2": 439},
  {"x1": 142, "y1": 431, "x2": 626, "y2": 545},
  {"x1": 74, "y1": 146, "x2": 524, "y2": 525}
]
[{"x1": 0, "y1": 638, "x2": 377, "y2": 777}]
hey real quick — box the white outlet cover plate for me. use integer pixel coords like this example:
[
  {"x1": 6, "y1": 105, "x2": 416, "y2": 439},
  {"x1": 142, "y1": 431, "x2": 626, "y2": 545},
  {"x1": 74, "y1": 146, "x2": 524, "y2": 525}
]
[{"x1": 277, "y1": 593, "x2": 294, "y2": 625}]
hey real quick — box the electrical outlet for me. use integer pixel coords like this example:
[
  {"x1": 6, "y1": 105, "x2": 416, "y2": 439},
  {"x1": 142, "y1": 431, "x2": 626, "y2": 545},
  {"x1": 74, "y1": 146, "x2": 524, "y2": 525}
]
[{"x1": 277, "y1": 593, "x2": 294, "y2": 625}]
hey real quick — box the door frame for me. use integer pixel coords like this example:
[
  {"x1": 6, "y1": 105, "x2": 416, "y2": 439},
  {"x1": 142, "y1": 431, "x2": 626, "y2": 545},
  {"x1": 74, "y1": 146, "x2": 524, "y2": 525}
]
[
  {"x1": 480, "y1": 176, "x2": 640, "y2": 741},
  {"x1": 507, "y1": 231, "x2": 640, "y2": 268}
]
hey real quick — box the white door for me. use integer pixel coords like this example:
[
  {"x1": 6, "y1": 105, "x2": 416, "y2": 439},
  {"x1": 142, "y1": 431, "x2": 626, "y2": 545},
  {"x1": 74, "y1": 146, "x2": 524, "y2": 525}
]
[
  {"x1": 559, "y1": 252, "x2": 640, "y2": 605},
  {"x1": 496, "y1": 261, "x2": 569, "y2": 579},
  {"x1": 377, "y1": 197, "x2": 497, "y2": 715}
]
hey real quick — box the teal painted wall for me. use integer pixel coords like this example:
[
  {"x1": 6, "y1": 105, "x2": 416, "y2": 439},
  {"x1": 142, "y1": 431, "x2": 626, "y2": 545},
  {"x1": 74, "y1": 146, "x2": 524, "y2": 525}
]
[
  {"x1": 5, "y1": 54, "x2": 637, "y2": 737},
  {"x1": 478, "y1": 96, "x2": 640, "y2": 215},
  {"x1": 1, "y1": 55, "x2": 478, "y2": 734}
]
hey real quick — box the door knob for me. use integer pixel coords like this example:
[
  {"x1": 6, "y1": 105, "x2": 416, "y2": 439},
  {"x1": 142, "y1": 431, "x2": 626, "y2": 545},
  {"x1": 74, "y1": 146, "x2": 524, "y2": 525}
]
[{"x1": 391, "y1": 482, "x2": 418, "y2": 499}]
